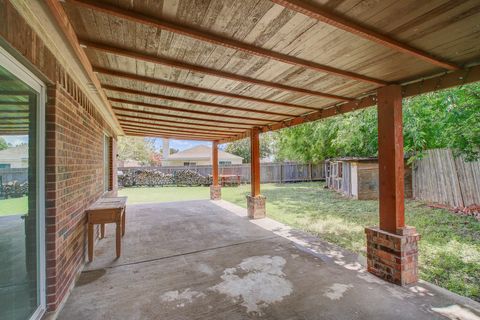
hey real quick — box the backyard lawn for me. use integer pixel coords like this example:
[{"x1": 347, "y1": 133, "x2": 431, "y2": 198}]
[
  {"x1": 119, "y1": 182, "x2": 480, "y2": 301},
  {"x1": 0, "y1": 196, "x2": 28, "y2": 216}
]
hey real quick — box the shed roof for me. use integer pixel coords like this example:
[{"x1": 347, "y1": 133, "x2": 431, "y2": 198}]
[
  {"x1": 166, "y1": 145, "x2": 242, "y2": 161},
  {"x1": 46, "y1": 0, "x2": 480, "y2": 142}
]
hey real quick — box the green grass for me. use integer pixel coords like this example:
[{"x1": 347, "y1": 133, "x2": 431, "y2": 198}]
[
  {"x1": 89, "y1": 183, "x2": 480, "y2": 300},
  {"x1": 0, "y1": 196, "x2": 28, "y2": 216},
  {"x1": 118, "y1": 186, "x2": 209, "y2": 204}
]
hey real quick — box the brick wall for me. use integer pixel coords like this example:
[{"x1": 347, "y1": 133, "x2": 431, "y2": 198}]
[{"x1": 1, "y1": 0, "x2": 117, "y2": 312}]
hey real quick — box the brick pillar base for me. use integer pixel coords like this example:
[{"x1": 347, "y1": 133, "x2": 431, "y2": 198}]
[
  {"x1": 365, "y1": 226, "x2": 420, "y2": 286},
  {"x1": 210, "y1": 185, "x2": 221, "y2": 200},
  {"x1": 247, "y1": 195, "x2": 266, "y2": 219}
]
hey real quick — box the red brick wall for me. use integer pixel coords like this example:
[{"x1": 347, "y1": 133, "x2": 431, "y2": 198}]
[
  {"x1": 1, "y1": 0, "x2": 118, "y2": 312},
  {"x1": 45, "y1": 85, "x2": 113, "y2": 310}
]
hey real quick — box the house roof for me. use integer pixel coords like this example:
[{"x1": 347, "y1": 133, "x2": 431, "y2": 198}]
[
  {"x1": 50, "y1": 1, "x2": 480, "y2": 142},
  {"x1": 166, "y1": 145, "x2": 242, "y2": 161},
  {"x1": 0, "y1": 144, "x2": 28, "y2": 161}
]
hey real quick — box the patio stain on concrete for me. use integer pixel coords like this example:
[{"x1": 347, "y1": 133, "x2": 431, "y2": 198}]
[
  {"x1": 431, "y1": 305, "x2": 480, "y2": 320},
  {"x1": 160, "y1": 288, "x2": 205, "y2": 308},
  {"x1": 323, "y1": 283, "x2": 353, "y2": 300},
  {"x1": 210, "y1": 255, "x2": 293, "y2": 314},
  {"x1": 76, "y1": 269, "x2": 106, "y2": 286}
]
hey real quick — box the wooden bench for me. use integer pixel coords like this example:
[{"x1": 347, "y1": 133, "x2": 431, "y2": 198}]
[
  {"x1": 219, "y1": 174, "x2": 241, "y2": 187},
  {"x1": 86, "y1": 196, "x2": 127, "y2": 262}
]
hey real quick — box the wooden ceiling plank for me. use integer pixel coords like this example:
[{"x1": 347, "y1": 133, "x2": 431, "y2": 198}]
[
  {"x1": 114, "y1": 111, "x2": 249, "y2": 130},
  {"x1": 109, "y1": 97, "x2": 279, "y2": 122},
  {"x1": 112, "y1": 106, "x2": 258, "y2": 127},
  {"x1": 119, "y1": 122, "x2": 233, "y2": 136},
  {"x1": 123, "y1": 131, "x2": 217, "y2": 141},
  {"x1": 271, "y1": 0, "x2": 460, "y2": 71},
  {"x1": 67, "y1": 0, "x2": 387, "y2": 85},
  {"x1": 117, "y1": 117, "x2": 240, "y2": 134},
  {"x1": 80, "y1": 39, "x2": 351, "y2": 101},
  {"x1": 122, "y1": 128, "x2": 221, "y2": 139},
  {"x1": 103, "y1": 84, "x2": 305, "y2": 116},
  {"x1": 94, "y1": 66, "x2": 320, "y2": 111},
  {"x1": 120, "y1": 126, "x2": 227, "y2": 138}
]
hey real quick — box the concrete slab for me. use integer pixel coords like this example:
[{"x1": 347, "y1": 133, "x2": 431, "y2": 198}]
[{"x1": 58, "y1": 200, "x2": 480, "y2": 320}]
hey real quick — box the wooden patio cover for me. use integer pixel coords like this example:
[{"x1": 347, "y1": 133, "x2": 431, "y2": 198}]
[{"x1": 49, "y1": 0, "x2": 480, "y2": 142}]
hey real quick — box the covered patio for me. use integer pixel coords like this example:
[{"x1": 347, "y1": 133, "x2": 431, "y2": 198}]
[{"x1": 58, "y1": 200, "x2": 478, "y2": 319}]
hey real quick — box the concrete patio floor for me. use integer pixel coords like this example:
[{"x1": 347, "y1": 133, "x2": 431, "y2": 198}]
[{"x1": 57, "y1": 200, "x2": 480, "y2": 320}]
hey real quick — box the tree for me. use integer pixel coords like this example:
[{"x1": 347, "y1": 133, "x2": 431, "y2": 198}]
[
  {"x1": 224, "y1": 132, "x2": 275, "y2": 163},
  {"x1": 0, "y1": 137, "x2": 8, "y2": 151},
  {"x1": 117, "y1": 137, "x2": 155, "y2": 165}
]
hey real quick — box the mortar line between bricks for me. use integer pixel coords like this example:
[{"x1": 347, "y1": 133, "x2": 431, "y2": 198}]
[{"x1": 83, "y1": 235, "x2": 279, "y2": 272}]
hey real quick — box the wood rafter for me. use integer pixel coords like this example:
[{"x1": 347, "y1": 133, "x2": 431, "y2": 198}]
[
  {"x1": 109, "y1": 97, "x2": 279, "y2": 122},
  {"x1": 103, "y1": 84, "x2": 309, "y2": 115},
  {"x1": 117, "y1": 117, "x2": 240, "y2": 135},
  {"x1": 271, "y1": 0, "x2": 460, "y2": 71},
  {"x1": 114, "y1": 110, "x2": 249, "y2": 130},
  {"x1": 67, "y1": 0, "x2": 387, "y2": 85},
  {"x1": 219, "y1": 65, "x2": 480, "y2": 143},
  {"x1": 112, "y1": 106, "x2": 258, "y2": 128},
  {"x1": 80, "y1": 39, "x2": 351, "y2": 102},
  {"x1": 122, "y1": 128, "x2": 220, "y2": 139},
  {"x1": 119, "y1": 122, "x2": 233, "y2": 137},
  {"x1": 94, "y1": 67, "x2": 320, "y2": 111},
  {"x1": 123, "y1": 131, "x2": 215, "y2": 141}
]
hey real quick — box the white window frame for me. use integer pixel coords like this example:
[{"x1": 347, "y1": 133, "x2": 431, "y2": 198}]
[{"x1": 0, "y1": 46, "x2": 46, "y2": 320}]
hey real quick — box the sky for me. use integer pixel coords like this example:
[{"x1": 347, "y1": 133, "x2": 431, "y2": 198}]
[{"x1": 1, "y1": 135, "x2": 28, "y2": 146}]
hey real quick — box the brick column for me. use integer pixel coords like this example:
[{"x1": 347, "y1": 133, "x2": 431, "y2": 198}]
[
  {"x1": 366, "y1": 85, "x2": 420, "y2": 286},
  {"x1": 210, "y1": 141, "x2": 221, "y2": 200},
  {"x1": 247, "y1": 128, "x2": 266, "y2": 219}
]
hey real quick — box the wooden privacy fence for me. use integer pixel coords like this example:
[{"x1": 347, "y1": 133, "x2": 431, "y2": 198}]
[
  {"x1": 413, "y1": 149, "x2": 480, "y2": 208},
  {"x1": 119, "y1": 162, "x2": 325, "y2": 184}
]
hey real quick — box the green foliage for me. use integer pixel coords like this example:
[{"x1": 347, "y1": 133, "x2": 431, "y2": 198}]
[
  {"x1": 275, "y1": 83, "x2": 480, "y2": 162},
  {"x1": 224, "y1": 132, "x2": 275, "y2": 163},
  {"x1": 0, "y1": 137, "x2": 8, "y2": 151},
  {"x1": 117, "y1": 136, "x2": 155, "y2": 165}
]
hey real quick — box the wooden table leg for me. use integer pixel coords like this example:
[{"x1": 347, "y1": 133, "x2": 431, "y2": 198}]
[
  {"x1": 100, "y1": 224, "x2": 105, "y2": 239},
  {"x1": 116, "y1": 220, "x2": 121, "y2": 258},
  {"x1": 122, "y1": 209, "x2": 126, "y2": 236},
  {"x1": 88, "y1": 223, "x2": 94, "y2": 262}
]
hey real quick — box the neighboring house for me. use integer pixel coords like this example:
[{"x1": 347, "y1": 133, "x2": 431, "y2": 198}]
[
  {"x1": 0, "y1": 144, "x2": 28, "y2": 168},
  {"x1": 162, "y1": 145, "x2": 243, "y2": 166}
]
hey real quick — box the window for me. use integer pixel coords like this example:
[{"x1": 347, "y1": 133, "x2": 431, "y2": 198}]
[
  {"x1": 183, "y1": 162, "x2": 196, "y2": 166},
  {"x1": 219, "y1": 161, "x2": 232, "y2": 166},
  {"x1": 104, "y1": 135, "x2": 112, "y2": 192}
]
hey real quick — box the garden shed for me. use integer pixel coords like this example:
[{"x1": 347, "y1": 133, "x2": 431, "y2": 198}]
[{"x1": 325, "y1": 158, "x2": 413, "y2": 200}]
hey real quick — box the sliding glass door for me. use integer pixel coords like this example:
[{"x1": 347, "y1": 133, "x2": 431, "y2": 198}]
[{"x1": 0, "y1": 47, "x2": 46, "y2": 320}]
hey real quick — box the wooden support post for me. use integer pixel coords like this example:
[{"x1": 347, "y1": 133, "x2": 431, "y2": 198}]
[
  {"x1": 250, "y1": 128, "x2": 261, "y2": 197},
  {"x1": 210, "y1": 141, "x2": 221, "y2": 200},
  {"x1": 365, "y1": 85, "x2": 420, "y2": 286},
  {"x1": 377, "y1": 85, "x2": 405, "y2": 234},
  {"x1": 247, "y1": 128, "x2": 266, "y2": 218}
]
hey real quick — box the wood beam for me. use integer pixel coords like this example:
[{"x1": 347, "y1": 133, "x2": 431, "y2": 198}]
[
  {"x1": 271, "y1": 0, "x2": 460, "y2": 71},
  {"x1": 111, "y1": 105, "x2": 265, "y2": 127},
  {"x1": 123, "y1": 131, "x2": 215, "y2": 141},
  {"x1": 81, "y1": 39, "x2": 351, "y2": 102},
  {"x1": 68, "y1": 0, "x2": 387, "y2": 85},
  {"x1": 212, "y1": 141, "x2": 219, "y2": 187},
  {"x1": 114, "y1": 110, "x2": 249, "y2": 130},
  {"x1": 44, "y1": 0, "x2": 123, "y2": 133},
  {"x1": 103, "y1": 84, "x2": 303, "y2": 116},
  {"x1": 377, "y1": 85, "x2": 405, "y2": 233},
  {"x1": 219, "y1": 65, "x2": 480, "y2": 143},
  {"x1": 250, "y1": 128, "x2": 261, "y2": 197},
  {"x1": 122, "y1": 128, "x2": 221, "y2": 139},
  {"x1": 120, "y1": 123, "x2": 233, "y2": 137},
  {"x1": 109, "y1": 97, "x2": 276, "y2": 122},
  {"x1": 94, "y1": 67, "x2": 320, "y2": 111},
  {"x1": 117, "y1": 118, "x2": 239, "y2": 135}
]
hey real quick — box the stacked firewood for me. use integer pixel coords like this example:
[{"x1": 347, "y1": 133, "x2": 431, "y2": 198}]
[
  {"x1": 118, "y1": 169, "x2": 212, "y2": 187},
  {"x1": 1, "y1": 181, "x2": 28, "y2": 198}
]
